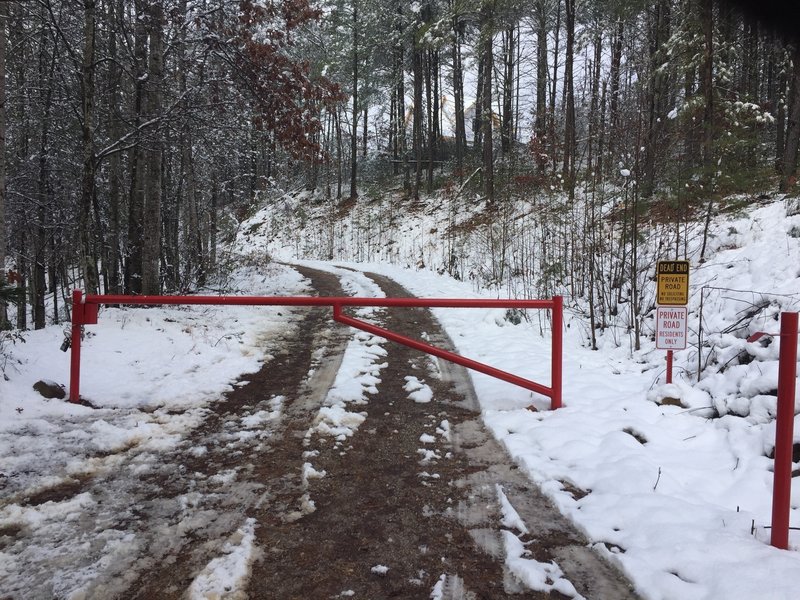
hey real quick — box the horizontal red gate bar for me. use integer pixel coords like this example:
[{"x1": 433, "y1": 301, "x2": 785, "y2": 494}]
[
  {"x1": 83, "y1": 294, "x2": 555, "y2": 310},
  {"x1": 70, "y1": 291, "x2": 562, "y2": 411}
]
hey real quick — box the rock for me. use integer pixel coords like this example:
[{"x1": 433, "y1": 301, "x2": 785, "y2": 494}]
[
  {"x1": 657, "y1": 396, "x2": 684, "y2": 407},
  {"x1": 33, "y1": 380, "x2": 66, "y2": 400}
]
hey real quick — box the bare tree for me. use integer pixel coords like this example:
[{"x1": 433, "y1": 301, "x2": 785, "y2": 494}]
[
  {"x1": 0, "y1": 2, "x2": 7, "y2": 327},
  {"x1": 781, "y1": 42, "x2": 800, "y2": 192},
  {"x1": 79, "y1": 0, "x2": 99, "y2": 294},
  {"x1": 533, "y1": 0, "x2": 548, "y2": 175},
  {"x1": 142, "y1": 0, "x2": 164, "y2": 295},
  {"x1": 479, "y1": 0, "x2": 494, "y2": 202},
  {"x1": 350, "y1": 0, "x2": 359, "y2": 200},
  {"x1": 562, "y1": 0, "x2": 576, "y2": 196},
  {"x1": 412, "y1": 24, "x2": 423, "y2": 200},
  {"x1": 451, "y1": 2, "x2": 466, "y2": 175}
]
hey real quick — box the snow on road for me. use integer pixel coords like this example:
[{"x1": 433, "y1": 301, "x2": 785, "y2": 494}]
[{"x1": 188, "y1": 518, "x2": 258, "y2": 600}]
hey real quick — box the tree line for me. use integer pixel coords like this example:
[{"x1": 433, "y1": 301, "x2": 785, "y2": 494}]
[{"x1": 1, "y1": 0, "x2": 799, "y2": 332}]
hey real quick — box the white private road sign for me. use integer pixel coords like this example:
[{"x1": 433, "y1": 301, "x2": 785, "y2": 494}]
[{"x1": 656, "y1": 306, "x2": 687, "y2": 350}]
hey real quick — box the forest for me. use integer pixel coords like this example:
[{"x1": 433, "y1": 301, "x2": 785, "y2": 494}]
[{"x1": 0, "y1": 0, "x2": 798, "y2": 337}]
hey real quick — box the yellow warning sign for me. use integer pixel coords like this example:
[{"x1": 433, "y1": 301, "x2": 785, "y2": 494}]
[{"x1": 657, "y1": 260, "x2": 689, "y2": 305}]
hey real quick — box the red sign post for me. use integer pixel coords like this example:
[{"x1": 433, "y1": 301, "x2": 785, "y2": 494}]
[{"x1": 656, "y1": 307, "x2": 687, "y2": 384}]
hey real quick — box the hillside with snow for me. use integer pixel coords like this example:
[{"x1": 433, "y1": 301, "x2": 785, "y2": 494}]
[{"x1": 1, "y1": 189, "x2": 800, "y2": 599}]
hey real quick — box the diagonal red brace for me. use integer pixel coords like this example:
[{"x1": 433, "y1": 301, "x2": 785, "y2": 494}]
[{"x1": 333, "y1": 304, "x2": 555, "y2": 403}]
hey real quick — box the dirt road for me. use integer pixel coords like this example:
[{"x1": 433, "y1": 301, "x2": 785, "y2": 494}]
[{"x1": 1, "y1": 266, "x2": 638, "y2": 599}]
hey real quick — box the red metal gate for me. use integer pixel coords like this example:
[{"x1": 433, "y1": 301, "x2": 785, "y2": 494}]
[{"x1": 69, "y1": 290, "x2": 563, "y2": 409}]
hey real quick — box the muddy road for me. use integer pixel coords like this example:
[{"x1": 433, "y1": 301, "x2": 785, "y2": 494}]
[{"x1": 0, "y1": 266, "x2": 638, "y2": 599}]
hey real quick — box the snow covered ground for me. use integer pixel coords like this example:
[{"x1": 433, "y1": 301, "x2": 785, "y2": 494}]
[
  {"x1": 0, "y1": 262, "x2": 311, "y2": 597},
  {"x1": 2, "y1": 196, "x2": 800, "y2": 599}
]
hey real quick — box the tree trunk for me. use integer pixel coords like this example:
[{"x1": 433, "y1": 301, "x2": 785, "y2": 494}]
[
  {"x1": 142, "y1": 0, "x2": 164, "y2": 295},
  {"x1": 549, "y1": 2, "x2": 561, "y2": 173},
  {"x1": 49, "y1": 232, "x2": 59, "y2": 324},
  {"x1": 210, "y1": 178, "x2": 218, "y2": 267},
  {"x1": 597, "y1": 80, "x2": 607, "y2": 182},
  {"x1": 92, "y1": 171, "x2": 108, "y2": 294},
  {"x1": 412, "y1": 39, "x2": 423, "y2": 200},
  {"x1": 513, "y1": 22, "x2": 521, "y2": 145},
  {"x1": 700, "y1": 0, "x2": 714, "y2": 173},
  {"x1": 178, "y1": 0, "x2": 202, "y2": 289},
  {"x1": 396, "y1": 4, "x2": 410, "y2": 196},
  {"x1": 781, "y1": 43, "x2": 800, "y2": 192},
  {"x1": 474, "y1": 49, "x2": 483, "y2": 151},
  {"x1": 587, "y1": 31, "x2": 601, "y2": 177},
  {"x1": 362, "y1": 106, "x2": 368, "y2": 157},
  {"x1": 16, "y1": 231, "x2": 26, "y2": 329},
  {"x1": 534, "y1": 0, "x2": 547, "y2": 175},
  {"x1": 479, "y1": 0, "x2": 493, "y2": 202},
  {"x1": 632, "y1": 185, "x2": 640, "y2": 351},
  {"x1": 9, "y1": 4, "x2": 28, "y2": 326},
  {"x1": 432, "y1": 48, "x2": 440, "y2": 168},
  {"x1": 389, "y1": 87, "x2": 397, "y2": 175},
  {"x1": 501, "y1": 26, "x2": 514, "y2": 156},
  {"x1": 642, "y1": 0, "x2": 671, "y2": 199},
  {"x1": 0, "y1": 1, "x2": 7, "y2": 326},
  {"x1": 562, "y1": 0, "x2": 576, "y2": 195},
  {"x1": 33, "y1": 216, "x2": 46, "y2": 329},
  {"x1": 743, "y1": 19, "x2": 758, "y2": 100},
  {"x1": 163, "y1": 128, "x2": 178, "y2": 291},
  {"x1": 80, "y1": 0, "x2": 99, "y2": 294},
  {"x1": 452, "y1": 7, "x2": 465, "y2": 174},
  {"x1": 608, "y1": 19, "x2": 623, "y2": 158},
  {"x1": 325, "y1": 111, "x2": 334, "y2": 197},
  {"x1": 426, "y1": 48, "x2": 434, "y2": 192},
  {"x1": 125, "y1": 0, "x2": 148, "y2": 295},
  {"x1": 335, "y1": 109, "x2": 343, "y2": 199},
  {"x1": 683, "y1": 66, "x2": 699, "y2": 168},
  {"x1": 107, "y1": 0, "x2": 123, "y2": 294},
  {"x1": 775, "y1": 41, "x2": 787, "y2": 173},
  {"x1": 349, "y1": 1, "x2": 358, "y2": 200},
  {"x1": 34, "y1": 14, "x2": 56, "y2": 329}
]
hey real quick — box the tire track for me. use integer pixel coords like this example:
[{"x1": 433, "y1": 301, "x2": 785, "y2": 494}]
[
  {"x1": 126, "y1": 266, "x2": 350, "y2": 599},
  {"x1": 242, "y1": 269, "x2": 640, "y2": 599}
]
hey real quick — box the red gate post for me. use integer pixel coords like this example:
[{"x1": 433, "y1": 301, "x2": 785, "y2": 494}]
[
  {"x1": 69, "y1": 290, "x2": 83, "y2": 404},
  {"x1": 771, "y1": 311, "x2": 799, "y2": 550},
  {"x1": 666, "y1": 350, "x2": 673, "y2": 384},
  {"x1": 551, "y1": 296, "x2": 563, "y2": 410}
]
